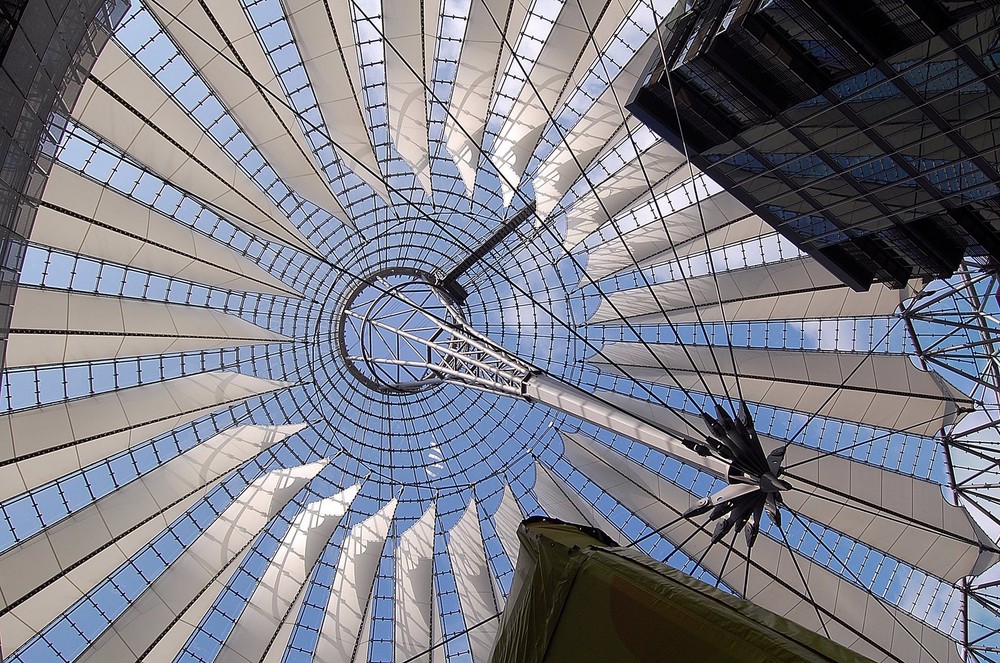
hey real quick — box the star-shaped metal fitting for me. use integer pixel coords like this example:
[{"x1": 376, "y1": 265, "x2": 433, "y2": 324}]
[{"x1": 683, "y1": 403, "x2": 791, "y2": 549}]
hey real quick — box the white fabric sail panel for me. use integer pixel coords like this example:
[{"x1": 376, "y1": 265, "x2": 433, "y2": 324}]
[
  {"x1": 353, "y1": 587, "x2": 379, "y2": 663},
  {"x1": 445, "y1": 0, "x2": 530, "y2": 193},
  {"x1": 588, "y1": 257, "x2": 913, "y2": 324},
  {"x1": 76, "y1": 460, "x2": 327, "y2": 662},
  {"x1": 260, "y1": 591, "x2": 308, "y2": 663},
  {"x1": 781, "y1": 443, "x2": 993, "y2": 583},
  {"x1": 582, "y1": 191, "x2": 761, "y2": 282},
  {"x1": 592, "y1": 342, "x2": 971, "y2": 437},
  {"x1": 446, "y1": 498, "x2": 500, "y2": 663},
  {"x1": 493, "y1": 0, "x2": 630, "y2": 207},
  {"x1": 649, "y1": 211, "x2": 768, "y2": 264},
  {"x1": 218, "y1": 486, "x2": 361, "y2": 663},
  {"x1": 72, "y1": 41, "x2": 319, "y2": 257},
  {"x1": 0, "y1": 425, "x2": 304, "y2": 651},
  {"x1": 532, "y1": 461, "x2": 622, "y2": 542},
  {"x1": 492, "y1": 485, "x2": 523, "y2": 567},
  {"x1": 533, "y1": 34, "x2": 662, "y2": 220},
  {"x1": 532, "y1": 461, "x2": 590, "y2": 523},
  {"x1": 315, "y1": 498, "x2": 399, "y2": 663},
  {"x1": 147, "y1": 0, "x2": 349, "y2": 221},
  {"x1": 0, "y1": 371, "x2": 291, "y2": 501},
  {"x1": 35, "y1": 165, "x2": 300, "y2": 297},
  {"x1": 281, "y1": 0, "x2": 390, "y2": 200},
  {"x1": 6, "y1": 287, "x2": 289, "y2": 368},
  {"x1": 394, "y1": 504, "x2": 436, "y2": 663},
  {"x1": 564, "y1": 135, "x2": 687, "y2": 249},
  {"x1": 562, "y1": 432, "x2": 962, "y2": 663},
  {"x1": 146, "y1": 485, "x2": 343, "y2": 663},
  {"x1": 587, "y1": 389, "x2": 992, "y2": 581},
  {"x1": 0, "y1": 424, "x2": 303, "y2": 608},
  {"x1": 383, "y1": 0, "x2": 438, "y2": 194},
  {"x1": 262, "y1": 565, "x2": 335, "y2": 663},
  {"x1": 260, "y1": 597, "x2": 319, "y2": 662},
  {"x1": 143, "y1": 536, "x2": 255, "y2": 661},
  {"x1": 431, "y1": 558, "x2": 443, "y2": 663},
  {"x1": 542, "y1": 0, "x2": 651, "y2": 134},
  {"x1": 0, "y1": 472, "x2": 223, "y2": 653}
]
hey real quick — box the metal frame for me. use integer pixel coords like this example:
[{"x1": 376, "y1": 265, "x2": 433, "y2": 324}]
[
  {"x1": 902, "y1": 257, "x2": 1000, "y2": 661},
  {"x1": 338, "y1": 271, "x2": 535, "y2": 396}
]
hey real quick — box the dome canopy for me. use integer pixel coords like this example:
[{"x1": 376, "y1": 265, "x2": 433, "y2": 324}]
[{"x1": 1, "y1": 0, "x2": 999, "y2": 661}]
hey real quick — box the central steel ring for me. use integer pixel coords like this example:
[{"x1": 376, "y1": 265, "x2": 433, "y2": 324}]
[{"x1": 336, "y1": 268, "x2": 465, "y2": 393}]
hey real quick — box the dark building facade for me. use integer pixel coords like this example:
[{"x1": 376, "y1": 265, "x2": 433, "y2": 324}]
[
  {"x1": 628, "y1": 0, "x2": 1000, "y2": 290},
  {"x1": 0, "y1": 0, "x2": 126, "y2": 369}
]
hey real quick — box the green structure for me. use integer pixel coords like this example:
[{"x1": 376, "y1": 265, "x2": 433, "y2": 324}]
[{"x1": 493, "y1": 518, "x2": 872, "y2": 663}]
